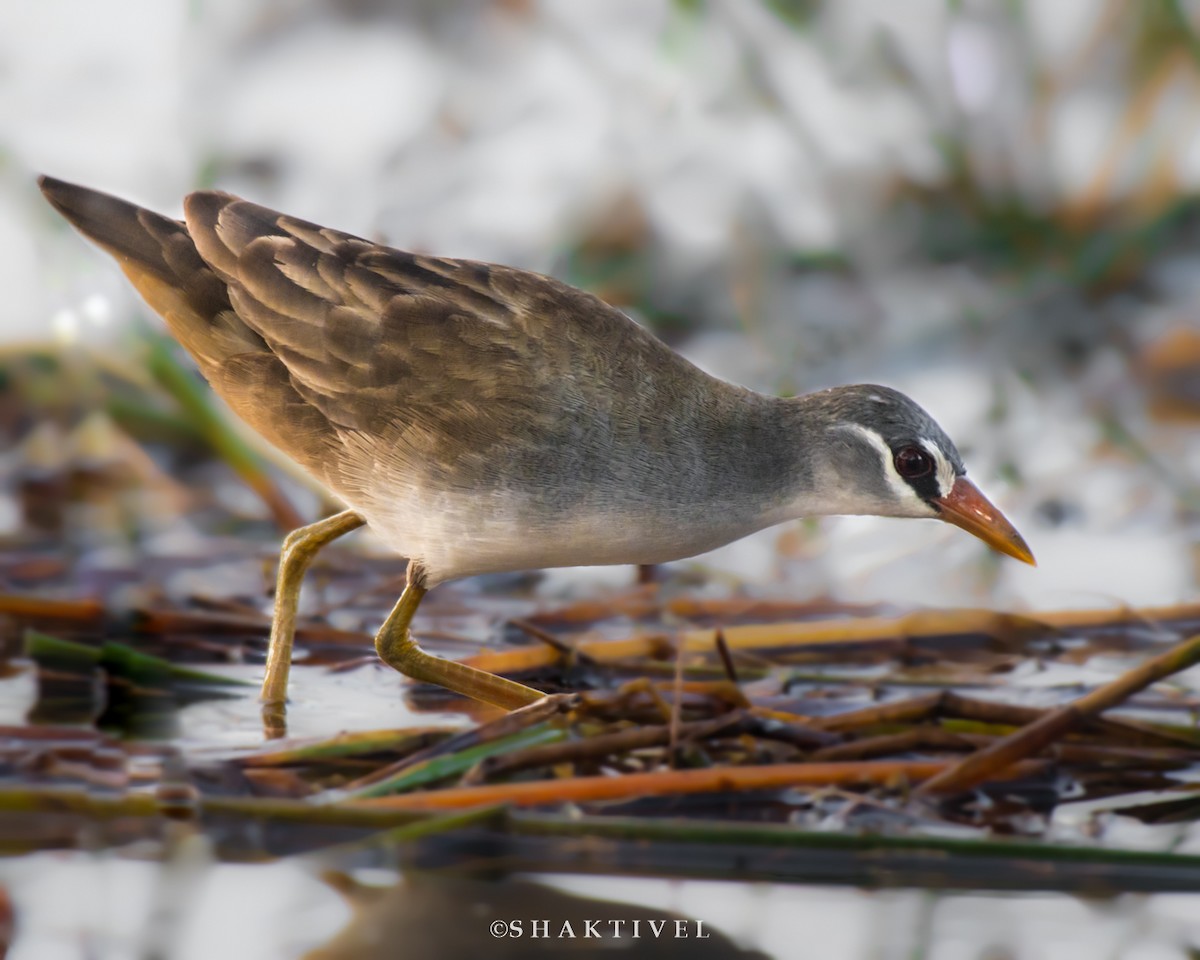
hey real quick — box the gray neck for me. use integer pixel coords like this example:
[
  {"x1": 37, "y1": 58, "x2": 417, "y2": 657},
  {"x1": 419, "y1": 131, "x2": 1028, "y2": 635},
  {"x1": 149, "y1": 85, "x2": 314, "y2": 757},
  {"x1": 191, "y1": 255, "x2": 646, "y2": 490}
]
[
  {"x1": 497, "y1": 378, "x2": 871, "y2": 532},
  {"x1": 685, "y1": 390, "x2": 828, "y2": 520}
]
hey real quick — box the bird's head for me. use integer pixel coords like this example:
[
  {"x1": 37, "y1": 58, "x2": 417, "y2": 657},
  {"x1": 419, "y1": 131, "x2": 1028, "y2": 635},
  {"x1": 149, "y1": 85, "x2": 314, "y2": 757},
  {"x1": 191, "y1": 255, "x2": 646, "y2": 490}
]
[{"x1": 795, "y1": 384, "x2": 1035, "y2": 565}]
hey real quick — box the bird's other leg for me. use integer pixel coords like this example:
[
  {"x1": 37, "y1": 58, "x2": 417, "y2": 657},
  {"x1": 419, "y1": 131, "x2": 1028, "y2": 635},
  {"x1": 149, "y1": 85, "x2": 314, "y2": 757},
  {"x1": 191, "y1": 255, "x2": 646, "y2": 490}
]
[
  {"x1": 261, "y1": 509, "x2": 366, "y2": 736},
  {"x1": 375, "y1": 561, "x2": 545, "y2": 710}
]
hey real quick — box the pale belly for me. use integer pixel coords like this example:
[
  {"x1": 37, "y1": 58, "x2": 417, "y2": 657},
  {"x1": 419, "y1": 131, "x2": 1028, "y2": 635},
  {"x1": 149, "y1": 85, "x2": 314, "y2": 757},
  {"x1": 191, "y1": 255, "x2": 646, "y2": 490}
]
[{"x1": 354, "y1": 484, "x2": 778, "y2": 585}]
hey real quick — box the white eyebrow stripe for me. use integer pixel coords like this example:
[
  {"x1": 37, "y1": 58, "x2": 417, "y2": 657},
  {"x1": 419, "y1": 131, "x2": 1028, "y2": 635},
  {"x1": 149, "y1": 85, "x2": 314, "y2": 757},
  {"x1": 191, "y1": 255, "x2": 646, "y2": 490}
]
[{"x1": 918, "y1": 436, "x2": 955, "y2": 498}]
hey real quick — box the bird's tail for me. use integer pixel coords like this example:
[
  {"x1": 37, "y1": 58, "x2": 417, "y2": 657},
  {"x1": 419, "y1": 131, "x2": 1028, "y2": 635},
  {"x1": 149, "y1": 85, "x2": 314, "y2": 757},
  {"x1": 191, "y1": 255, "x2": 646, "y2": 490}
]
[
  {"x1": 38, "y1": 176, "x2": 261, "y2": 370},
  {"x1": 40, "y1": 176, "x2": 185, "y2": 283}
]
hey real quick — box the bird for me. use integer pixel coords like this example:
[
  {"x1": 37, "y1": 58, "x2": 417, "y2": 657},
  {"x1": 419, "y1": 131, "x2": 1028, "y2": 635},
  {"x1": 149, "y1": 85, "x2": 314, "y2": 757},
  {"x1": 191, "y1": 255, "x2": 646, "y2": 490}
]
[{"x1": 39, "y1": 176, "x2": 1035, "y2": 729}]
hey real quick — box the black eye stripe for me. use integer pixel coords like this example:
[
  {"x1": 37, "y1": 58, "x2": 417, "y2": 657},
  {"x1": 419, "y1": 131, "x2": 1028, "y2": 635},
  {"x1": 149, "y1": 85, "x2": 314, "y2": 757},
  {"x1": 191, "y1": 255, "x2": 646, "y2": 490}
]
[{"x1": 893, "y1": 445, "x2": 943, "y2": 501}]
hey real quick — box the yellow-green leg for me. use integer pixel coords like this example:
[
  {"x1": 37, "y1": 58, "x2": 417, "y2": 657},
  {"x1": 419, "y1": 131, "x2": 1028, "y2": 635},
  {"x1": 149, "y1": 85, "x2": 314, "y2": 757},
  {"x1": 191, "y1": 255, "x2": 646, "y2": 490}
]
[
  {"x1": 261, "y1": 509, "x2": 366, "y2": 720},
  {"x1": 376, "y1": 563, "x2": 545, "y2": 710}
]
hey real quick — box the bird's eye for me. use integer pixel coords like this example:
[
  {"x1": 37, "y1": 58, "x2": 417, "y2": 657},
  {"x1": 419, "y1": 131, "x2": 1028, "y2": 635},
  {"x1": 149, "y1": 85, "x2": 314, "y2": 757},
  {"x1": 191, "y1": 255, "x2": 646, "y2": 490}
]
[{"x1": 893, "y1": 446, "x2": 935, "y2": 480}]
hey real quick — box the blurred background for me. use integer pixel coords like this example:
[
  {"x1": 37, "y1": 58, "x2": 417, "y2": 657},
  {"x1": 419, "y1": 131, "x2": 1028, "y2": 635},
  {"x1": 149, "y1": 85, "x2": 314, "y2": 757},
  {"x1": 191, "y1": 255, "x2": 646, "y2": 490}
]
[{"x1": 3, "y1": 1, "x2": 1200, "y2": 957}]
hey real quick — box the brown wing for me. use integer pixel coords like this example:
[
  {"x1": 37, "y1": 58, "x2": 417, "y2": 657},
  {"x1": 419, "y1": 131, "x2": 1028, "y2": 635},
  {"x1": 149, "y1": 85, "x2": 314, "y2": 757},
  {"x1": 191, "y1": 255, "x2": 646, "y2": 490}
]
[
  {"x1": 41, "y1": 177, "x2": 719, "y2": 507},
  {"x1": 179, "y1": 192, "x2": 693, "y2": 495}
]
